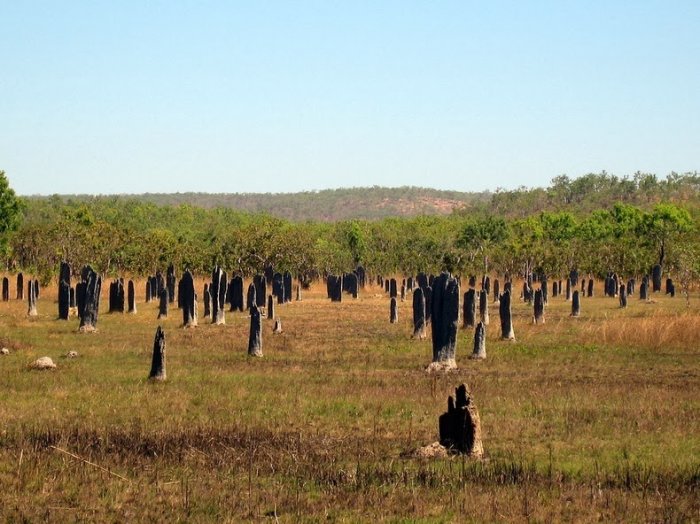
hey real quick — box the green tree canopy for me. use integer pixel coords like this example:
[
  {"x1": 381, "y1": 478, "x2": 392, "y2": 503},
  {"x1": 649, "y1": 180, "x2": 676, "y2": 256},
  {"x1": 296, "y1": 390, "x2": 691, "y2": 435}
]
[
  {"x1": 639, "y1": 203, "x2": 692, "y2": 267},
  {"x1": 0, "y1": 171, "x2": 26, "y2": 262}
]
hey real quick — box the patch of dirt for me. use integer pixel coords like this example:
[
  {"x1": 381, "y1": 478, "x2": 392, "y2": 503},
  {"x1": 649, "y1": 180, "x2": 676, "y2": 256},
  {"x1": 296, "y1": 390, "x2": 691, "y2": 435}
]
[
  {"x1": 0, "y1": 337, "x2": 28, "y2": 351},
  {"x1": 378, "y1": 197, "x2": 466, "y2": 215}
]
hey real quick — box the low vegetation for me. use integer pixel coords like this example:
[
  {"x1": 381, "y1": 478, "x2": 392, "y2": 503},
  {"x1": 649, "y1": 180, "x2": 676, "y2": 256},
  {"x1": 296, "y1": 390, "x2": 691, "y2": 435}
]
[{"x1": 1, "y1": 279, "x2": 698, "y2": 521}]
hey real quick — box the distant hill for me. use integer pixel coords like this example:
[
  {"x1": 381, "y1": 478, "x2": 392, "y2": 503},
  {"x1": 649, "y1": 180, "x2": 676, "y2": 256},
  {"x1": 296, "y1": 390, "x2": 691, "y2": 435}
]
[
  {"x1": 26, "y1": 172, "x2": 700, "y2": 222},
  {"x1": 29, "y1": 187, "x2": 490, "y2": 221}
]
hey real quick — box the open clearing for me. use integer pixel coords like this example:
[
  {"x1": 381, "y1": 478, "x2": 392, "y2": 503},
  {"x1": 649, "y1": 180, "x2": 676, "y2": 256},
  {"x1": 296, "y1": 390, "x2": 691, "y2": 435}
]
[{"x1": 1, "y1": 278, "x2": 698, "y2": 522}]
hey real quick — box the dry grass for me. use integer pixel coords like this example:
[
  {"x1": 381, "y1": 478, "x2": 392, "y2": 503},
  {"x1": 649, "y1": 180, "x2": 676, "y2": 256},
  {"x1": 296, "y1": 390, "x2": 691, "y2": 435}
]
[
  {"x1": 0, "y1": 275, "x2": 698, "y2": 522},
  {"x1": 589, "y1": 310, "x2": 700, "y2": 350}
]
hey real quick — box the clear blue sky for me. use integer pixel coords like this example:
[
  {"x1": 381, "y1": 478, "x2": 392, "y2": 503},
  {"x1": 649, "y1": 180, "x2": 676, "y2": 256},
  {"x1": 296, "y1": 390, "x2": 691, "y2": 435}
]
[{"x1": 2, "y1": 1, "x2": 698, "y2": 196}]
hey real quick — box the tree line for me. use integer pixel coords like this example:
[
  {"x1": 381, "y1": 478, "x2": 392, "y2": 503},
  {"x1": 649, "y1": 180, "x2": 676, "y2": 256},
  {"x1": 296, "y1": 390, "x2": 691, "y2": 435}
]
[{"x1": 2, "y1": 170, "x2": 700, "y2": 285}]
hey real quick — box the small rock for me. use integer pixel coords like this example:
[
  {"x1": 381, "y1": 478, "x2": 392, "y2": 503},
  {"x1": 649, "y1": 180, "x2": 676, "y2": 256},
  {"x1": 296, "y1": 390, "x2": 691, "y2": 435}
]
[
  {"x1": 66, "y1": 351, "x2": 78, "y2": 358},
  {"x1": 29, "y1": 356, "x2": 56, "y2": 370},
  {"x1": 1, "y1": 347, "x2": 9, "y2": 355},
  {"x1": 413, "y1": 442, "x2": 449, "y2": 459}
]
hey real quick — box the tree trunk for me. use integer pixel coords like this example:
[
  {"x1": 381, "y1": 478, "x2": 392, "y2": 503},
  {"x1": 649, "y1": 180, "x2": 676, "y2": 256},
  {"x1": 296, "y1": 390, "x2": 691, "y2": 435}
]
[
  {"x1": 167, "y1": 264, "x2": 176, "y2": 304},
  {"x1": 652, "y1": 264, "x2": 662, "y2": 293}
]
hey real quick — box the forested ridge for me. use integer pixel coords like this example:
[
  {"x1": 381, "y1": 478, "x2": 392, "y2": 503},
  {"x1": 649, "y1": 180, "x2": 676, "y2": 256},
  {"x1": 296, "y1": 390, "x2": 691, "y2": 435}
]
[
  {"x1": 6, "y1": 171, "x2": 700, "y2": 285},
  {"x1": 28, "y1": 186, "x2": 487, "y2": 221}
]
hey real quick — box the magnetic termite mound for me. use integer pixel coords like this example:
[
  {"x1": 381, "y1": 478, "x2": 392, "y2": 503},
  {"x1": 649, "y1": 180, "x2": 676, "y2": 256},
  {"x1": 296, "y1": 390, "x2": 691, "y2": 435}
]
[
  {"x1": 463, "y1": 289, "x2": 476, "y2": 329},
  {"x1": 619, "y1": 285, "x2": 628, "y2": 308},
  {"x1": 27, "y1": 279, "x2": 38, "y2": 317},
  {"x1": 78, "y1": 266, "x2": 101, "y2": 332},
  {"x1": 229, "y1": 275, "x2": 244, "y2": 312},
  {"x1": 203, "y1": 284, "x2": 211, "y2": 318},
  {"x1": 533, "y1": 288, "x2": 544, "y2": 324},
  {"x1": 127, "y1": 280, "x2": 137, "y2": 314},
  {"x1": 498, "y1": 290, "x2": 515, "y2": 340},
  {"x1": 428, "y1": 272, "x2": 459, "y2": 370},
  {"x1": 180, "y1": 269, "x2": 197, "y2": 328},
  {"x1": 478, "y1": 289, "x2": 489, "y2": 326},
  {"x1": 412, "y1": 287, "x2": 426, "y2": 339},
  {"x1": 327, "y1": 275, "x2": 342, "y2": 302},
  {"x1": 157, "y1": 289, "x2": 168, "y2": 320},
  {"x1": 148, "y1": 326, "x2": 166, "y2": 381},
  {"x1": 248, "y1": 305, "x2": 263, "y2": 357},
  {"x1": 438, "y1": 384, "x2": 483, "y2": 458},
  {"x1": 470, "y1": 322, "x2": 486, "y2": 360},
  {"x1": 16, "y1": 273, "x2": 24, "y2": 300},
  {"x1": 571, "y1": 290, "x2": 581, "y2": 317},
  {"x1": 211, "y1": 266, "x2": 227, "y2": 325},
  {"x1": 267, "y1": 294, "x2": 275, "y2": 320},
  {"x1": 58, "y1": 261, "x2": 71, "y2": 320}
]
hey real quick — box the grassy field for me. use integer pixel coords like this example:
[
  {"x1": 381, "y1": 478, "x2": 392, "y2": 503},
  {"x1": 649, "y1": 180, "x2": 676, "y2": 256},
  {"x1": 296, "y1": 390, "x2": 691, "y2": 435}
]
[{"x1": 1, "y1": 277, "x2": 698, "y2": 522}]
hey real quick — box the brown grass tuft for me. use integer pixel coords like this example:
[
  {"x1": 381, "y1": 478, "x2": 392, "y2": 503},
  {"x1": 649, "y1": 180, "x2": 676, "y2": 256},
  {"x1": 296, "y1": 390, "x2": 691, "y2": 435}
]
[{"x1": 586, "y1": 311, "x2": 700, "y2": 350}]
